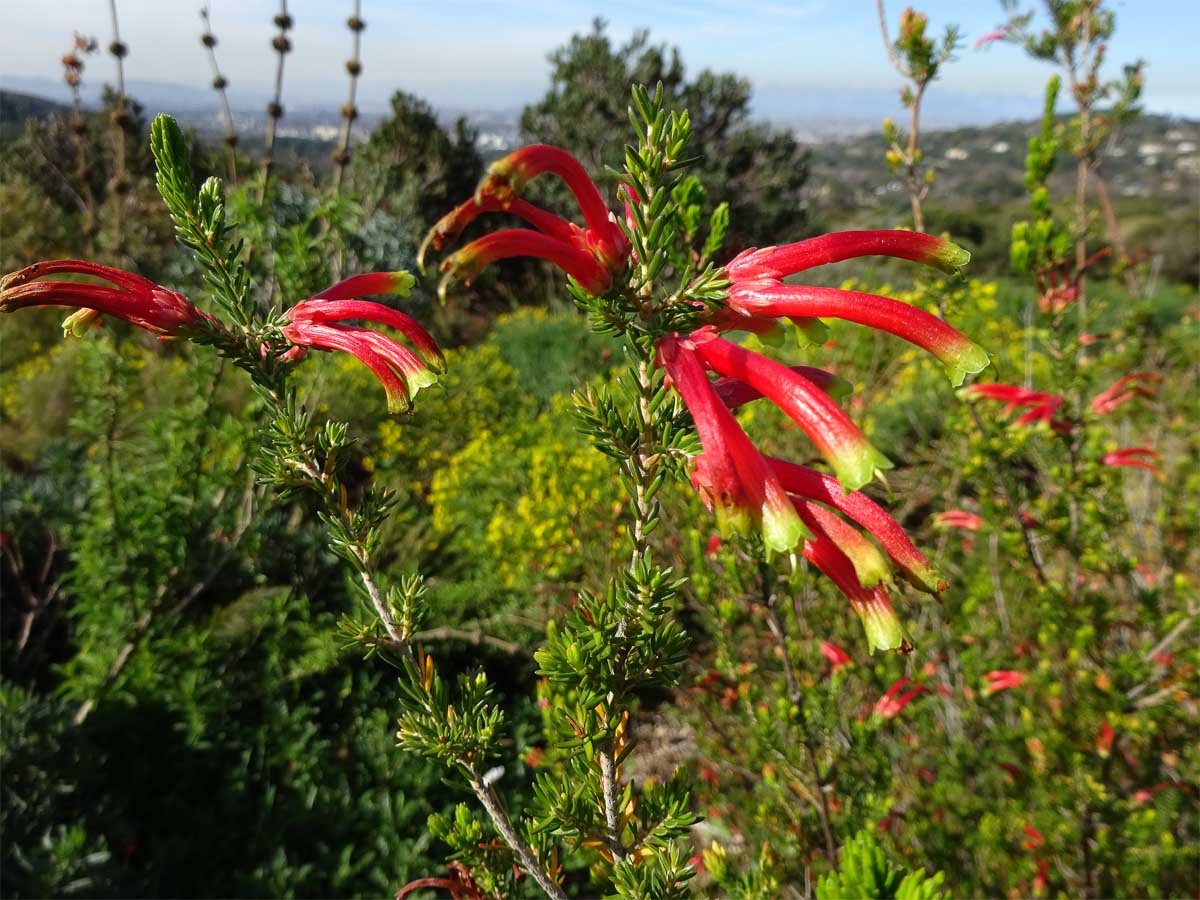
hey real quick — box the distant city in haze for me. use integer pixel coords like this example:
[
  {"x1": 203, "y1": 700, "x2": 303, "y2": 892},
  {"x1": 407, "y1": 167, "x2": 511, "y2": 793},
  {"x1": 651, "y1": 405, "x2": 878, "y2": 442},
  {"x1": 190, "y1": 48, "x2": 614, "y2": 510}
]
[{"x1": 3, "y1": 0, "x2": 1197, "y2": 144}]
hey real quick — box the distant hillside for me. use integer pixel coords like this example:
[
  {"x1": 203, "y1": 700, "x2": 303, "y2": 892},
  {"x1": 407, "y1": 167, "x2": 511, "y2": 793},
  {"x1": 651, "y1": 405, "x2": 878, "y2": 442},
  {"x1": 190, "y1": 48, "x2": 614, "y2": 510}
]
[
  {"x1": 0, "y1": 90, "x2": 71, "y2": 131},
  {"x1": 803, "y1": 114, "x2": 1199, "y2": 284},
  {"x1": 807, "y1": 113, "x2": 1200, "y2": 215}
]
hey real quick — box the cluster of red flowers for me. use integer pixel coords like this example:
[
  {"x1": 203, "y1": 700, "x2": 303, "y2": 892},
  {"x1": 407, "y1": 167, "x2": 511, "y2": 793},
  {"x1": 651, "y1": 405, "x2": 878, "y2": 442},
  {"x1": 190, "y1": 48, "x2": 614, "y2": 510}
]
[
  {"x1": 663, "y1": 235, "x2": 987, "y2": 652},
  {"x1": 425, "y1": 143, "x2": 994, "y2": 653},
  {"x1": 874, "y1": 675, "x2": 928, "y2": 718},
  {"x1": 963, "y1": 373, "x2": 1165, "y2": 482},
  {"x1": 964, "y1": 383, "x2": 1068, "y2": 433},
  {"x1": 419, "y1": 143, "x2": 630, "y2": 301},
  {"x1": 0, "y1": 260, "x2": 214, "y2": 338},
  {"x1": 1091, "y1": 371, "x2": 1161, "y2": 416},
  {"x1": 0, "y1": 262, "x2": 443, "y2": 414},
  {"x1": 1101, "y1": 447, "x2": 1164, "y2": 480},
  {"x1": 280, "y1": 272, "x2": 445, "y2": 413}
]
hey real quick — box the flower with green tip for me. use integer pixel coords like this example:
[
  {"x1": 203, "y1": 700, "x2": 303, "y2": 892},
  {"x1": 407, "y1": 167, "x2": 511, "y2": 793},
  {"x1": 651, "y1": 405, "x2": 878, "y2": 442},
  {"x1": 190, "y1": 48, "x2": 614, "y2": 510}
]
[
  {"x1": 0, "y1": 259, "x2": 213, "y2": 338},
  {"x1": 282, "y1": 272, "x2": 443, "y2": 414},
  {"x1": 724, "y1": 231, "x2": 987, "y2": 387},
  {"x1": 689, "y1": 330, "x2": 893, "y2": 492},
  {"x1": 658, "y1": 333, "x2": 808, "y2": 554}
]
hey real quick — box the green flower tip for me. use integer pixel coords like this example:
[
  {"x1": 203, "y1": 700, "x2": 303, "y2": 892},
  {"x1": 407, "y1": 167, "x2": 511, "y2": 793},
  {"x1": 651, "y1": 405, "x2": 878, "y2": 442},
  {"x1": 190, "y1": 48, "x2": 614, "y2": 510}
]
[
  {"x1": 475, "y1": 158, "x2": 522, "y2": 206},
  {"x1": 385, "y1": 390, "x2": 413, "y2": 416},
  {"x1": 388, "y1": 271, "x2": 416, "y2": 297},
  {"x1": 761, "y1": 502, "x2": 811, "y2": 554},
  {"x1": 834, "y1": 443, "x2": 894, "y2": 494},
  {"x1": 790, "y1": 316, "x2": 829, "y2": 348},
  {"x1": 930, "y1": 238, "x2": 972, "y2": 274},
  {"x1": 943, "y1": 341, "x2": 991, "y2": 387},
  {"x1": 857, "y1": 601, "x2": 912, "y2": 655},
  {"x1": 905, "y1": 564, "x2": 950, "y2": 596},
  {"x1": 849, "y1": 548, "x2": 892, "y2": 591},
  {"x1": 711, "y1": 499, "x2": 755, "y2": 543},
  {"x1": 61, "y1": 308, "x2": 102, "y2": 337},
  {"x1": 405, "y1": 367, "x2": 439, "y2": 396}
]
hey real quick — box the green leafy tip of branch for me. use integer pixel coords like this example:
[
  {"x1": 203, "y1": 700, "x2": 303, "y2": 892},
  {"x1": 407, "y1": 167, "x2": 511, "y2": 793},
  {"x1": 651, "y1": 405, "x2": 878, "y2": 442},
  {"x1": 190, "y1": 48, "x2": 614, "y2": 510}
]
[
  {"x1": 150, "y1": 113, "x2": 254, "y2": 328},
  {"x1": 816, "y1": 830, "x2": 948, "y2": 900}
]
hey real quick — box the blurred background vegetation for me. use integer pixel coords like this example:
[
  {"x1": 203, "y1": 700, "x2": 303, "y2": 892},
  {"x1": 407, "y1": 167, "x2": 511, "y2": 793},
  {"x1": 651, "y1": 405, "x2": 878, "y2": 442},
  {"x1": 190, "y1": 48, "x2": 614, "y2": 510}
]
[{"x1": 1, "y1": 9, "x2": 1196, "y2": 899}]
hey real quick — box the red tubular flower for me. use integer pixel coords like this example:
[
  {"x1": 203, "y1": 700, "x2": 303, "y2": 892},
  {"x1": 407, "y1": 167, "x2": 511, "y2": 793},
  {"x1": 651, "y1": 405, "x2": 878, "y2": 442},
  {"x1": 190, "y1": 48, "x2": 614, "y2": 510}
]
[
  {"x1": 437, "y1": 230, "x2": 614, "y2": 301},
  {"x1": 1096, "y1": 721, "x2": 1115, "y2": 756},
  {"x1": 282, "y1": 273, "x2": 444, "y2": 414},
  {"x1": 1033, "y1": 859, "x2": 1050, "y2": 894},
  {"x1": 1090, "y1": 371, "x2": 1161, "y2": 416},
  {"x1": 475, "y1": 144, "x2": 628, "y2": 268},
  {"x1": 418, "y1": 195, "x2": 578, "y2": 272},
  {"x1": 658, "y1": 334, "x2": 806, "y2": 553},
  {"x1": 796, "y1": 498, "x2": 892, "y2": 589},
  {"x1": 712, "y1": 366, "x2": 850, "y2": 409},
  {"x1": 934, "y1": 510, "x2": 985, "y2": 532},
  {"x1": 874, "y1": 675, "x2": 926, "y2": 717},
  {"x1": 975, "y1": 29, "x2": 1008, "y2": 49},
  {"x1": 1022, "y1": 824, "x2": 1045, "y2": 850},
  {"x1": 725, "y1": 230, "x2": 971, "y2": 281},
  {"x1": 690, "y1": 331, "x2": 892, "y2": 492},
  {"x1": 804, "y1": 535, "x2": 909, "y2": 653},
  {"x1": 728, "y1": 281, "x2": 989, "y2": 387},
  {"x1": 769, "y1": 457, "x2": 947, "y2": 594},
  {"x1": 429, "y1": 144, "x2": 630, "y2": 299},
  {"x1": 984, "y1": 670, "x2": 1026, "y2": 694},
  {"x1": 965, "y1": 383, "x2": 1068, "y2": 432},
  {"x1": 820, "y1": 641, "x2": 853, "y2": 672},
  {"x1": 723, "y1": 231, "x2": 987, "y2": 386},
  {"x1": 0, "y1": 259, "x2": 210, "y2": 338},
  {"x1": 1101, "y1": 447, "x2": 1164, "y2": 480}
]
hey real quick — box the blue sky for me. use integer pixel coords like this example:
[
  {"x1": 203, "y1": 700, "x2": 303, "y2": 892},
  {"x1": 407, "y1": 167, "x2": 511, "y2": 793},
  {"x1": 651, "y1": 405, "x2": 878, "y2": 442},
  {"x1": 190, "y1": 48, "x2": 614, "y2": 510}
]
[{"x1": 4, "y1": 1, "x2": 1198, "y2": 120}]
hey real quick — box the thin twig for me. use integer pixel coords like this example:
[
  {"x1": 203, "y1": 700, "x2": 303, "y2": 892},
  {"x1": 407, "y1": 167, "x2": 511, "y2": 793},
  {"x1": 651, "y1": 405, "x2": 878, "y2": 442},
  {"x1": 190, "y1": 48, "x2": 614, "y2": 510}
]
[
  {"x1": 332, "y1": 2, "x2": 364, "y2": 194},
  {"x1": 465, "y1": 766, "x2": 568, "y2": 900},
  {"x1": 200, "y1": 4, "x2": 238, "y2": 184},
  {"x1": 761, "y1": 563, "x2": 838, "y2": 864},
  {"x1": 106, "y1": 0, "x2": 130, "y2": 256},
  {"x1": 409, "y1": 626, "x2": 524, "y2": 656},
  {"x1": 875, "y1": 0, "x2": 902, "y2": 71},
  {"x1": 258, "y1": 1, "x2": 291, "y2": 203}
]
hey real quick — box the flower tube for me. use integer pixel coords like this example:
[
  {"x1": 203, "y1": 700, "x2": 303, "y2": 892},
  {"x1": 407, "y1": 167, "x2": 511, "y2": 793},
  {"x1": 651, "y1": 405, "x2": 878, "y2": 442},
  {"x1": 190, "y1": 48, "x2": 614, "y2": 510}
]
[
  {"x1": 728, "y1": 281, "x2": 989, "y2": 387},
  {"x1": 283, "y1": 277, "x2": 444, "y2": 413},
  {"x1": 658, "y1": 334, "x2": 806, "y2": 553},
  {"x1": 803, "y1": 534, "x2": 910, "y2": 653},
  {"x1": 796, "y1": 498, "x2": 892, "y2": 589},
  {"x1": 427, "y1": 144, "x2": 630, "y2": 299},
  {"x1": 769, "y1": 456, "x2": 946, "y2": 594},
  {"x1": 475, "y1": 144, "x2": 628, "y2": 269},
  {"x1": 725, "y1": 230, "x2": 971, "y2": 282},
  {"x1": 1, "y1": 259, "x2": 209, "y2": 337},
  {"x1": 712, "y1": 366, "x2": 850, "y2": 410},
  {"x1": 690, "y1": 331, "x2": 892, "y2": 492},
  {"x1": 820, "y1": 641, "x2": 853, "y2": 672},
  {"x1": 418, "y1": 195, "x2": 579, "y2": 273},
  {"x1": 438, "y1": 229, "x2": 615, "y2": 302}
]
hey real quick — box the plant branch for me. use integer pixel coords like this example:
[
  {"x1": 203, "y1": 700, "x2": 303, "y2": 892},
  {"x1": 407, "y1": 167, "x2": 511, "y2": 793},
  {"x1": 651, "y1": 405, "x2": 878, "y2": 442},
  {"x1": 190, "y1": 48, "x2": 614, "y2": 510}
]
[{"x1": 465, "y1": 765, "x2": 568, "y2": 900}]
